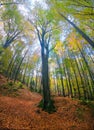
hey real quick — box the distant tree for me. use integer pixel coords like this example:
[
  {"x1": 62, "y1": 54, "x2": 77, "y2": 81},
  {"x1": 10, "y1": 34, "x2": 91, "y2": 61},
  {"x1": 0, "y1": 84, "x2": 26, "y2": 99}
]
[
  {"x1": 1, "y1": 1, "x2": 23, "y2": 48},
  {"x1": 59, "y1": 13, "x2": 94, "y2": 48}
]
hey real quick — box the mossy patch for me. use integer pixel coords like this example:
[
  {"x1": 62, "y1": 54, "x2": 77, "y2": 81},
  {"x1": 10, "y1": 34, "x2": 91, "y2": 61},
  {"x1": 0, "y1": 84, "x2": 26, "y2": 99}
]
[{"x1": 80, "y1": 99, "x2": 94, "y2": 108}]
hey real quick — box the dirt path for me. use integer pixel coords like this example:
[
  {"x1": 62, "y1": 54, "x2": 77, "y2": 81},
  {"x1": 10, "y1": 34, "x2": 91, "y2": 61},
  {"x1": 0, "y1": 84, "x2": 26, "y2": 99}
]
[
  {"x1": 0, "y1": 89, "x2": 94, "y2": 130},
  {"x1": 0, "y1": 89, "x2": 42, "y2": 129}
]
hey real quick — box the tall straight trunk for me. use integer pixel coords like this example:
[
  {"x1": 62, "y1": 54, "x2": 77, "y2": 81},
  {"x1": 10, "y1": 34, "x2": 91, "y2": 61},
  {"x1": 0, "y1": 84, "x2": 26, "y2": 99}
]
[
  {"x1": 65, "y1": 63, "x2": 73, "y2": 98},
  {"x1": 56, "y1": 54, "x2": 65, "y2": 96},
  {"x1": 6, "y1": 47, "x2": 24, "y2": 78},
  {"x1": 18, "y1": 69, "x2": 23, "y2": 81},
  {"x1": 20, "y1": 69, "x2": 24, "y2": 82},
  {"x1": 10, "y1": 62, "x2": 18, "y2": 80},
  {"x1": 55, "y1": 72, "x2": 60, "y2": 96},
  {"x1": 78, "y1": 56, "x2": 89, "y2": 99},
  {"x1": 39, "y1": 76, "x2": 42, "y2": 93},
  {"x1": 29, "y1": 75, "x2": 34, "y2": 90},
  {"x1": 22, "y1": 61, "x2": 29, "y2": 84},
  {"x1": 10, "y1": 58, "x2": 24, "y2": 80},
  {"x1": 77, "y1": 44, "x2": 94, "y2": 92},
  {"x1": 68, "y1": 50, "x2": 81, "y2": 99},
  {"x1": 6, "y1": 51, "x2": 17, "y2": 77},
  {"x1": 35, "y1": 69, "x2": 38, "y2": 91},
  {"x1": 14, "y1": 50, "x2": 28, "y2": 83},
  {"x1": 59, "y1": 13, "x2": 94, "y2": 48},
  {"x1": 63, "y1": 64, "x2": 70, "y2": 97},
  {"x1": 71, "y1": 50, "x2": 90, "y2": 99},
  {"x1": 7, "y1": 52, "x2": 20, "y2": 80},
  {"x1": 79, "y1": 55, "x2": 93, "y2": 99},
  {"x1": 53, "y1": 77, "x2": 57, "y2": 95},
  {"x1": 41, "y1": 46, "x2": 51, "y2": 109},
  {"x1": 27, "y1": 69, "x2": 32, "y2": 87},
  {"x1": 73, "y1": 53, "x2": 87, "y2": 99},
  {"x1": 82, "y1": 63, "x2": 92, "y2": 99}
]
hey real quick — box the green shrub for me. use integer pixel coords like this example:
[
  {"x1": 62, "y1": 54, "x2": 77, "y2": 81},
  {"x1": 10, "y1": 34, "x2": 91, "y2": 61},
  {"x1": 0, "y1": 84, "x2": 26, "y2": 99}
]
[
  {"x1": 80, "y1": 99, "x2": 94, "y2": 117},
  {"x1": 12, "y1": 88, "x2": 18, "y2": 92},
  {"x1": 19, "y1": 83, "x2": 23, "y2": 89},
  {"x1": 8, "y1": 81, "x2": 13, "y2": 86},
  {"x1": 81, "y1": 100, "x2": 94, "y2": 108}
]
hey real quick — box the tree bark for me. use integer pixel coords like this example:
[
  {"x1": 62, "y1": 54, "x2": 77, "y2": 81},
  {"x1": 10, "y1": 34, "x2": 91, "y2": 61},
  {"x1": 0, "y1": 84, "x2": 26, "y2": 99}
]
[{"x1": 41, "y1": 45, "x2": 51, "y2": 109}]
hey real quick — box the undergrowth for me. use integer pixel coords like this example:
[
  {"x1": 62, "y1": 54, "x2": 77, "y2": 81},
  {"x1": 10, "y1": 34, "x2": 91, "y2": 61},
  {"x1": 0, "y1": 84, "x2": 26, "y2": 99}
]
[
  {"x1": 0, "y1": 81, "x2": 25, "y2": 96},
  {"x1": 80, "y1": 99, "x2": 94, "y2": 117}
]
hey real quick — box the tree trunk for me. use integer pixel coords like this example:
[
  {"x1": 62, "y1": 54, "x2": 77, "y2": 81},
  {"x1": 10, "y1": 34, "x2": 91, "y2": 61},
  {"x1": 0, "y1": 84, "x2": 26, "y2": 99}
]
[
  {"x1": 59, "y1": 13, "x2": 94, "y2": 48},
  {"x1": 63, "y1": 64, "x2": 70, "y2": 97},
  {"x1": 13, "y1": 50, "x2": 28, "y2": 83},
  {"x1": 65, "y1": 63, "x2": 73, "y2": 98},
  {"x1": 6, "y1": 51, "x2": 17, "y2": 77},
  {"x1": 41, "y1": 46, "x2": 51, "y2": 109},
  {"x1": 56, "y1": 54, "x2": 65, "y2": 96},
  {"x1": 68, "y1": 50, "x2": 81, "y2": 99}
]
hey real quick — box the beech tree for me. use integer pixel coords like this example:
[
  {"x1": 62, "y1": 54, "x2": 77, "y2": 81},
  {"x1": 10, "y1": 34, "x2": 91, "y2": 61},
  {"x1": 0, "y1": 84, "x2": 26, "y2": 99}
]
[
  {"x1": 28, "y1": 7, "x2": 59, "y2": 111},
  {"x1": 0, "y1": 0, "x2": 94, "y2": 113}
]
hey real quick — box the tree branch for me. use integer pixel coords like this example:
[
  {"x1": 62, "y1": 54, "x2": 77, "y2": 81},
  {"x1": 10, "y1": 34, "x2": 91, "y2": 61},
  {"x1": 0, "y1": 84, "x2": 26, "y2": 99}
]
[
  {"x1": 0, "y1": 2, "x2": 22, "y2": 6},
  {"x1": 49, "y1": 43, "x2": 57, "y2": 52}
]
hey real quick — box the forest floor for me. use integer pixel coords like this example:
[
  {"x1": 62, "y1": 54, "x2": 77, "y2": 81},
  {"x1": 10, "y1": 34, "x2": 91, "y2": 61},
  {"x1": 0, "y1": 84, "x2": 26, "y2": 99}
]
[{"x1": 0, "y1": 74, "x2": 94, "y2": 130}]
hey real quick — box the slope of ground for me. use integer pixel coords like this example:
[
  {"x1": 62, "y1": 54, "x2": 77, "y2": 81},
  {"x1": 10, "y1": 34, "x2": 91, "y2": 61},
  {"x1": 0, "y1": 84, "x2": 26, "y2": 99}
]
[{"x1": 0, "y1": 74, "x2": 94, "y2": 130}]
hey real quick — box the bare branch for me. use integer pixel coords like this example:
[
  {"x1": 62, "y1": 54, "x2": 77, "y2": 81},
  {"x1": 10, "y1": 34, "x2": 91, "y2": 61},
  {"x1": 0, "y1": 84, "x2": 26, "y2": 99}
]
[
  {"x1": 3, "y1": 30, "x2": 21, "y2": 48},
  {"x1": 0, "y1": 2, "x2": 23, "y2": 6},
  {"x1": 36, "y1": 27, "x2": 42, "y2": 44}
]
